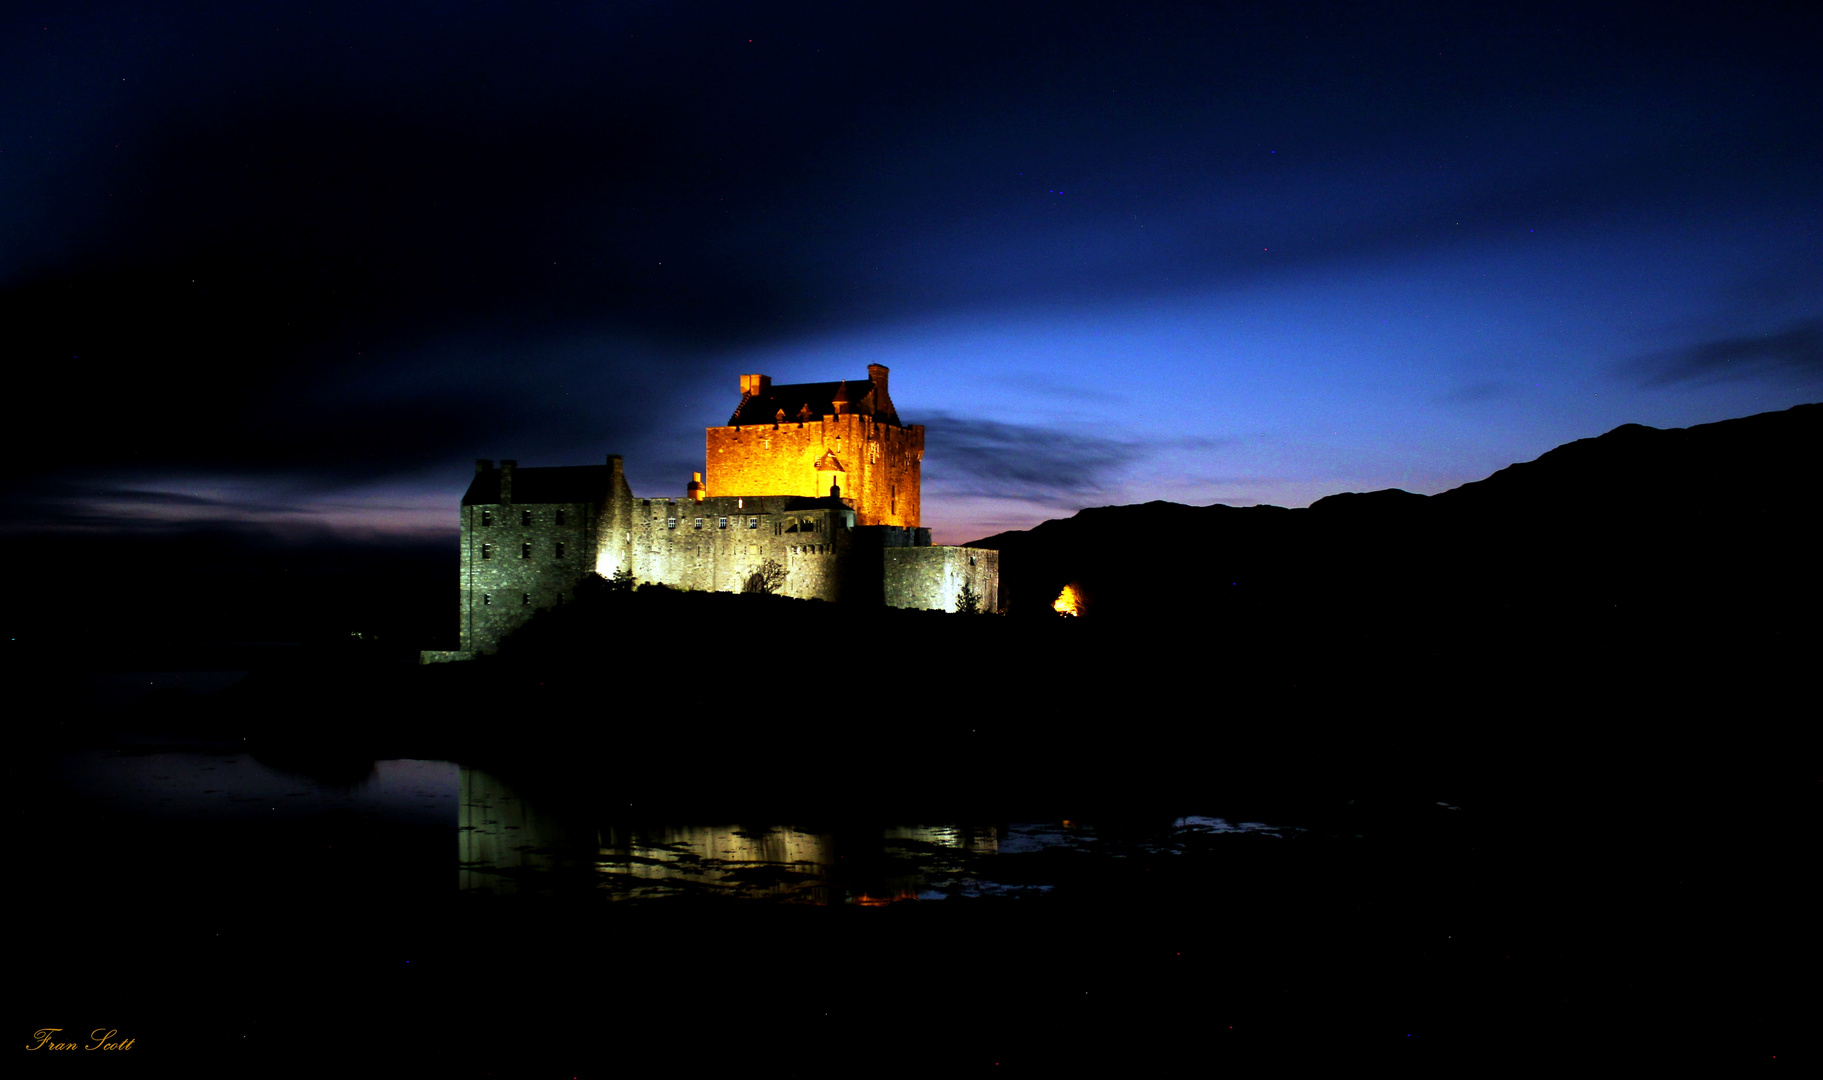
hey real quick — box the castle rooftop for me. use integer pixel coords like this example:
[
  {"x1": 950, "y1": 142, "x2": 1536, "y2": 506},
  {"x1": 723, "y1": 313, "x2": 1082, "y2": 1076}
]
[
  {"x1": 727, "y1": 370, "x2": 901, "y2": 427},
  {"x1": 461, "y1": 462, "x2": 613, "y2": 505}
]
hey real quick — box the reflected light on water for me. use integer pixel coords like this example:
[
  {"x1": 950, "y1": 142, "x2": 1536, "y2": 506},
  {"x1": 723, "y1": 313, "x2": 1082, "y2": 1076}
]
[{"x1": 458, "y1": 767, "x2": 1291, "y2": 905}]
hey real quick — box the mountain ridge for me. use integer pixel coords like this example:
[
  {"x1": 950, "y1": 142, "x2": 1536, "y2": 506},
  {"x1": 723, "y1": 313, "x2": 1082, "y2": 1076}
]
[{"x1": 966, "y1": 402, "x2": 1820, "y2": 621}]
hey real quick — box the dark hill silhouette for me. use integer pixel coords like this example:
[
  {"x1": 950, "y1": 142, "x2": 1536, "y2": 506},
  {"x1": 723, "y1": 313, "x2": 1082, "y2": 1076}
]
[{"x1": 971, "y1": 402, "x2": 1820, "y2": 634}]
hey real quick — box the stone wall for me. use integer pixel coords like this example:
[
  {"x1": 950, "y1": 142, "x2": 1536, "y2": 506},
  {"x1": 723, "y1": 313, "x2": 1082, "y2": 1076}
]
[
  {"x1": 460, "y1": 498, "x2": 600, "y2": 651},
  {"x1": 881, "y1": 546, "x2": 1000, "y2": 613},
  {"x1": 620, "y1": 495, "x2": 854, "y2": 602}
]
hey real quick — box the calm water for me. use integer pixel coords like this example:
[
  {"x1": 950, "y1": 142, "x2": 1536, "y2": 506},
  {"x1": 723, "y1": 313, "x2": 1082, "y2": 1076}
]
[
  {"x1": 459, "y1": 765, "x2": 1293, "y2": 903},
  {"x1": 48, "y1": 746, "x2": 1298, "y2": 905},
  {"x1": 33, "y1": 739, "x2": 1787, "y2": 1068}
]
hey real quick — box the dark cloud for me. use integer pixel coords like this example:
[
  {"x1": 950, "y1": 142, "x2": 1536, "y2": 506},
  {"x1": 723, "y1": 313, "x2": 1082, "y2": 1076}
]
[
  {"x1": 0, "y1": 483, "x2": 315, "y2": 535},
  {"x1": 13, "y1": 2, "x2": 1816, "y2": 368},
  {"x1": 84, "y1": 489, "x2": 239, "y2": 509},
  {"x1": 1629, "y1": 320, "x2": 1823, "y2": 387},
  {"x1": 920, "y1": 412, "x2": 1141, "y2": 500}
]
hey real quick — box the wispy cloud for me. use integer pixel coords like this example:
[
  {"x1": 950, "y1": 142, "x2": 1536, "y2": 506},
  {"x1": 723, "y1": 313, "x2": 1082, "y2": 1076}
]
[
  {"x1": 920, "y1": 412, "x2": 1142, "y2": 500},
  {"x1": 1629, "y1": 320, "x2": 1823, "y2": 387},
  {"x1": 918, "y1": 413, "x2": 1239, "y2": 504}
]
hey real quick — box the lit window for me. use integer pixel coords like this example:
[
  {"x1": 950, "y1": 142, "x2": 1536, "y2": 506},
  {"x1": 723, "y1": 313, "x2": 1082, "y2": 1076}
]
[
  {"x1": 521, "y1": 510, "x2": 532, "y2": 526},
  {"x1": 481, "y1": 544, "x2": 492, "y2": 560},
  {"x1": 521, "y1": 542, "x2": 532, "y2": 559}
]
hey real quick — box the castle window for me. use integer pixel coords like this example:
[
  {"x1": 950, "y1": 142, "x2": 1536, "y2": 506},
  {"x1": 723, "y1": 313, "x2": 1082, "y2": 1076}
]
[
  {"x1": 694, "y1": 518, "x2": 704, "y2": 530},
  {"x1": 555, "y1": 542, "x2": 566, "y2": 559},
  {"x1": 522, "y1": 593, "x2": 531, "y2": 606},
  {"x1": 521, "y1": 542, "x2": 532, "y2": 559},
  {"x1": 483, "y1": 594, "x2": 491, "y2": 605},
  {"x1": 748, "y1": 517, "x2": 758, "y2": 529},
  {"x1": 555, "y1": 509, "x2": 567, "y2": 526},
  {"x1": 718, "y1": 517, "x2": 728, "y2": 529},
  {"x1": 521, "y1": 510, "x2": 532, "y2": 527},
  {"x1": 482, "y1": 544, "x2": 492, "y2": 559},
  {"x1": 667, "y1": 518, "x2": 677, "y2": 529},
  {"x1": 969, "y1": 556, "x2": 977, "y2": 566},
  {"x1": 481, "y1": 509, "x2": 493, "y2": 526}
]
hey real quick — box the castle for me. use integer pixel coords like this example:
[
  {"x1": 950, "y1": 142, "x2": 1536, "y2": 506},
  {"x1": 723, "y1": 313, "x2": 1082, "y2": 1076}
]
[{"x1": 430, "y1": 364, "x2": 999, "y2": 657}]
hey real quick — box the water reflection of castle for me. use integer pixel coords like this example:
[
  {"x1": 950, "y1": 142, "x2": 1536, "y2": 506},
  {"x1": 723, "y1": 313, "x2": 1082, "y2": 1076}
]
[{"x1": 458, "y1": 768, "x2": 999, "y2": 905}]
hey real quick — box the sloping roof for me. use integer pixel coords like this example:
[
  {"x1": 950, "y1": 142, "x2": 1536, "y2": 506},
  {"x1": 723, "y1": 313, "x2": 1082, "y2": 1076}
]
[
  {"x1": 462, "y1": 464, "x2": 614, "y2": 506},
  {"x1": 727, "y1": 377, "x2": 901, "y2": 427}
]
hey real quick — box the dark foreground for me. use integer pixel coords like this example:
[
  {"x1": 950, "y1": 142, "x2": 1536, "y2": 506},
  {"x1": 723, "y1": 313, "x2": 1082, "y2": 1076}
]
[{"x1": 17, "y1": 594, "x2": 1812, "y2": 1074}]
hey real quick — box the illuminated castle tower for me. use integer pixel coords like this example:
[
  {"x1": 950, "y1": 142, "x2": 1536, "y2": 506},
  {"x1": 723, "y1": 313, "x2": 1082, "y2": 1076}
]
[
  {"x1": 431, "y1": 364, "x2": 994, "y2": 659},
  {"x1": 706, "y1": 363, "x2": 923, "y2": 528}
]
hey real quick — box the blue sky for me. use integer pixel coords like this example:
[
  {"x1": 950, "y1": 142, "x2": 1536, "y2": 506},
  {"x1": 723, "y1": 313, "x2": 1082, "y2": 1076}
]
[{"x1": 5, "y1": 1, "x2": 1817, "y2": 546}]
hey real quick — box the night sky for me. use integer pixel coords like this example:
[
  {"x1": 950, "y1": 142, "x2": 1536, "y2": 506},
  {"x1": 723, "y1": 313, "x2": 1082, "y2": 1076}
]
[{"x1": 7, "y1": 2, "x2": 1819, "y2": 550}]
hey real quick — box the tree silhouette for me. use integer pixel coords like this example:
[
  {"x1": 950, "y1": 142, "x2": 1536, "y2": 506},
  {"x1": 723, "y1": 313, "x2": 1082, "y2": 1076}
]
[{"x1": 743, "y1": 559, "x2": 787, "y2": 595}]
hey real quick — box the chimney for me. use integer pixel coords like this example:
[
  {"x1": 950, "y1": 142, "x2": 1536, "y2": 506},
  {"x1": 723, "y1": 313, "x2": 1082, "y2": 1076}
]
[
  {"x1": 500, "y1": 459, "x2": 516, "y2": 505},
  {"x1": 606, "y1": 453, "x2": 623, "y2": 485},
  {"x1": 687, "y1": 471, "x2": 706, "y2": 502},
  {"x1": 739, "y1": 373, "x2": 771, "y2": 396},
  {"x1": 867, "y1": 364, "x2": 891, "y2": 412}
]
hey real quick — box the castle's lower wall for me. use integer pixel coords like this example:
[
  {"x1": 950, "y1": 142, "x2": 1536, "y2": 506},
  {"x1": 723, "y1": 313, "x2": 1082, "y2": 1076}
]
[
  {"x1": 420, "y1": 650, "x2": 476, "y2": 664},
  {"x1": 621, "y1": 497, "x2": 849, "y2": 601},
  {"x1": 882, "y1": 547, "x2": 1000, "y2": 613},
  {"x1": 456, "y1": 489, "x2": 1000, "y2": 654}
]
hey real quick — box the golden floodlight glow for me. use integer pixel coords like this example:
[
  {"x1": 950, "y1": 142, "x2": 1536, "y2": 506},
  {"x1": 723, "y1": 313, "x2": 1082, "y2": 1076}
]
[{"x1": 1053, "y1": 582, "x2": 1083, "y2": 617}]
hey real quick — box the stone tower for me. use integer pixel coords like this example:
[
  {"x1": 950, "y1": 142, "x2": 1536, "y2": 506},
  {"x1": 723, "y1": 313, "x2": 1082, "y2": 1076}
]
[{"x1": 704, "y1": 364, "x2": 924, "y2": 528}]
